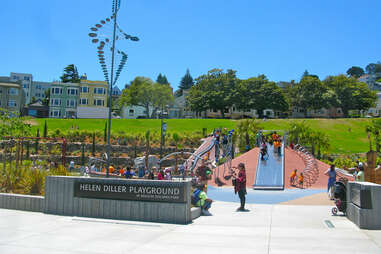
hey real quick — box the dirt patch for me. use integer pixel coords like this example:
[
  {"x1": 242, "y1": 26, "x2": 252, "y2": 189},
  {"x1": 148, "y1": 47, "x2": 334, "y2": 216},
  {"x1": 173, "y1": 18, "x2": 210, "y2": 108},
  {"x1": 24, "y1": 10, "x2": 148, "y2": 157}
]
[{"x1": 24, "y1": 119, "x2": 38, "y2": 126}]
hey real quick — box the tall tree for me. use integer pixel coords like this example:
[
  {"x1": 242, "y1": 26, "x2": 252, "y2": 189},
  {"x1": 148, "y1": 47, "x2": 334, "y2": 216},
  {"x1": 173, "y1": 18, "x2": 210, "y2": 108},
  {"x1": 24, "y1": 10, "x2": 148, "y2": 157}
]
[
  {"x1": 346, "y1": 66, "x2": 365, "y2": 78},
  {"x1": 365, "y1": 62, "x2": 381, "y2": 75},
  {"x1": 324, "y1": 75, "x2": 377, "y2": 117},
  {"x1": 177, "y1": 69, "x2": 194, "y2": 96},
  {"x1": 120, "y1": 77, "x2": 174, "y2": 118},
  {"x1": 191, "y1": 68, "x2": 237, "y2": 118},
  {"x1": 236, "y1": 75, "x2": 288, "y2": 118},
  {"x1": 156, "y1": 73, "x2": 169, "y2": 85},
  {"x1": 60, "y1": 64, "x2": 80, "y2": 83},
  {"x1": 291, "y1": 76, "x2": 328, "y2": 117}
]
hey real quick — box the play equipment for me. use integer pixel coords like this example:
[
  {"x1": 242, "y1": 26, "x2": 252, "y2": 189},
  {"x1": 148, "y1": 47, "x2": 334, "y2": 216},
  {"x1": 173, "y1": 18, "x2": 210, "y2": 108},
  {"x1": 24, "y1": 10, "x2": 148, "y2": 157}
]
[{"x1": 253, "y1": 135, "x2": 285, "y2": 190}]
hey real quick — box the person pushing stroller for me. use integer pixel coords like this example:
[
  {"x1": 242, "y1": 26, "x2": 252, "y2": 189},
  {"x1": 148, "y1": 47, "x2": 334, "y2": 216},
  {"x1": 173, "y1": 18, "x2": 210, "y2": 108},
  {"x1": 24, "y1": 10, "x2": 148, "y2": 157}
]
[{"x1": 331, "y1": 178, "x2": 347, "y2": 215}]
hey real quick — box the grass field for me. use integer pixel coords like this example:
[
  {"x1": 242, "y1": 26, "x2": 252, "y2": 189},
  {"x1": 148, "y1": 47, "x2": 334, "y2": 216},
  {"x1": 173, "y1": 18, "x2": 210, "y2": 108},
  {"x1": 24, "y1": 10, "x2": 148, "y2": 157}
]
[{"x1": 30, "y1": 118, "x2": 375, "y2": 155}]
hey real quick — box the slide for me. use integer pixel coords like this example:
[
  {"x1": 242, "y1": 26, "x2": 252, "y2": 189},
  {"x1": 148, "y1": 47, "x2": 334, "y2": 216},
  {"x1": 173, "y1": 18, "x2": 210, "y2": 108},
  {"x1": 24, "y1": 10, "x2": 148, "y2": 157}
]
[
  {"x1": 253, "y1": 142, "x2": 285, "y2": 190},
  {"x1": 184, "y1": 136, "x2": 216, "y2": 172}
]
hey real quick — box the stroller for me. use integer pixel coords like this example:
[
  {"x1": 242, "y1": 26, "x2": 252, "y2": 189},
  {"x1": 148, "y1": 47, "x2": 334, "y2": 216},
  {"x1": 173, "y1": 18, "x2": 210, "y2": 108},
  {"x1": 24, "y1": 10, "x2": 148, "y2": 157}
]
[{"x1": 331, "y1": 179, "x2": 347, "y2": 215}]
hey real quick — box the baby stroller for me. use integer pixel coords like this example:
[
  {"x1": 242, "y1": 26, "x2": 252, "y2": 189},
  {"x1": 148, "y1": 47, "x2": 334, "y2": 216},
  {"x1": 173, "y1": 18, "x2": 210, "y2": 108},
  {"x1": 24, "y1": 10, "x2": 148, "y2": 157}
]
[{"x1": 331, "y1": 179, "x2": 347, "y2": 215}]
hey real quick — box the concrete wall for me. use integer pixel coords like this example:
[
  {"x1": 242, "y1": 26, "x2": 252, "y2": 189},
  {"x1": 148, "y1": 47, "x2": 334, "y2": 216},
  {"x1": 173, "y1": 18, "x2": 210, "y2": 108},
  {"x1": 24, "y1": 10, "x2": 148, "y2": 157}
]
[
  {"x1": 0, "y1": 193, "x2": 44, "y2": 212},
  {"x1": 347, "y1": 181, "x2": 381, "y2": 229},
  {"x1": 44, "y1": 176, "x2": 193, "y2": 224}
]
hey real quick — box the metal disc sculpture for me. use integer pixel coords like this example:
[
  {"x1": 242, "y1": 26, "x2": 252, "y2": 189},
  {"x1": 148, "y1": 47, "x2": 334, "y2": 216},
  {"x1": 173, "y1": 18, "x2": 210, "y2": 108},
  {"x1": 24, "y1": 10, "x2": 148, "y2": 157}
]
[
  {"x1": 88, "y1": 0, "x2": 139, "y2": 177},
  {"x1": 88, "y1": 0, "x2": 139, "y2": 86}
]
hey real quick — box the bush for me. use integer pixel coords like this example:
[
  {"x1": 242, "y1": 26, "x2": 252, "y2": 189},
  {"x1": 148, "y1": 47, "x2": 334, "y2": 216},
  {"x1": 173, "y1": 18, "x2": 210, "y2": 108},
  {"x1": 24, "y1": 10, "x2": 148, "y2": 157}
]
[{"x1": 21, "y1": 169, "x2": 47, "y2": 195}]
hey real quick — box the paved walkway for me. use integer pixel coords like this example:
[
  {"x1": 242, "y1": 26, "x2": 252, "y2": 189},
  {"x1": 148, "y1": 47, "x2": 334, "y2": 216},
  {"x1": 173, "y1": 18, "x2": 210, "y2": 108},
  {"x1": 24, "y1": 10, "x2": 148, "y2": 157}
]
[{"x1": 1, "y1": 202, "x2": 380, "y2": 254}]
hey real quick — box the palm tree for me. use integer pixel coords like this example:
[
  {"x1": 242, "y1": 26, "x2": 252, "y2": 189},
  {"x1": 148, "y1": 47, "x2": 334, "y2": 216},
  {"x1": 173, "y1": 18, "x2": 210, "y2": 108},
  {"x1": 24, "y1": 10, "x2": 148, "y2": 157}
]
[{"x1": 288, "y1": 120, "x2": 311, "y2": 145}]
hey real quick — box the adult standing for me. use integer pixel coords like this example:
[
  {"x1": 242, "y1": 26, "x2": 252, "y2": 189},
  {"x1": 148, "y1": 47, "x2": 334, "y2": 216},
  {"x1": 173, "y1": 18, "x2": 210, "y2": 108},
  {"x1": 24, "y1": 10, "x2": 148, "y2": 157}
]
[
  {"x1": 355, "y1": 166, "x2": 365, "y2": 182},
  {"x1": 325, "y1": 164, "x2": 337, "y2": 200},
  {"x1": 234, "y1": 163, "x2": 247, "y2": 211}
]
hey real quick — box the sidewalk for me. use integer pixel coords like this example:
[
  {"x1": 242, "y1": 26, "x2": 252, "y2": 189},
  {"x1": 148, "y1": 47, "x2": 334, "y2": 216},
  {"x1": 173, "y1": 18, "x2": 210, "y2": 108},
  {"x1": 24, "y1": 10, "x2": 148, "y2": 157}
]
[{"x1": 1, "y1": 201, "x2": 380, "y2": 254}]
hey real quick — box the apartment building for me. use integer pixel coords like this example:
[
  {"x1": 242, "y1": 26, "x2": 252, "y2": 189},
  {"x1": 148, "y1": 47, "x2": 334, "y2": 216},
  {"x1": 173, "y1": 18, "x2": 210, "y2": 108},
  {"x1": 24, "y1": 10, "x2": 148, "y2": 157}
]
[
  {"x1": 0, "y1": 81, "x2": 25, "y2": 115},
  {"x1": 77, "y1": 80, "x2": 108, "y2": 118},
  {"x1": 49, "y1": 82, "x2": 80, "y2": 118},
  {"x1": 10, "y1": 72, "x2": 32, "y2": 104},
  {"x1": 31, "y1": 81, "x2": 51, "y2": 102}
]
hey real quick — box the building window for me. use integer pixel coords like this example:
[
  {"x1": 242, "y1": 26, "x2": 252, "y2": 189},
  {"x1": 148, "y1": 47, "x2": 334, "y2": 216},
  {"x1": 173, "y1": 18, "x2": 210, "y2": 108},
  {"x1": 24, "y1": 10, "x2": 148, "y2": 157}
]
[
  {"x1": 80, "y1": 98, "x2": 88, "y2": 105},
  {"x1": 51, "y1": 99, "x2": 61, "y2": 106},
  {"x1": 93, "y1": 99, "x2": 104, "y2": 106},
  {"x1": 67, "y1": 88, "x2": 78, "y2": 95},
  {"x1": 94, "y1": 87, "x2": 105, "y2": 94},
  {"x1": 0, "y1": 89, "x2": 2, "y2": 94},
  {"x1": 23, "y1": 84, "x2": 29, "y2": 88},
  {"x1": 36, "y1": 84, "x2": 41, "y2": 89},
  {"x1": 51, "y1": 110, "x2": 61, "y2": 117},
  {"x1": 66, "y1": 99, "x2": 76, "y2": 107},
  {"x1": 51, "y1": 87, "x2": 62, "y2": 94},
  {"x1": 12, "y1": 76, "x2": 19, "y2": 80},
  {"x1": 0, "y1": 100, "x2": 2, "y2": 106},
  {"x1": 8, "y1": 100, "x2": 17, "y2": 107},
  {"x1": 8, "y1": 88, "x2": 19, "y2": 95},
  {"x1": 81, "y1": 87, "x2": 89, "y2": 93},
  {"x1": 129, "y1": 109, "x2": 134, "y2": 116},
  {"x1": 24, "y1": 76, "x2": 30, "y2": 81},
  {"x1": 337, "y1": 109, "x2": 342, "y2": 114}
]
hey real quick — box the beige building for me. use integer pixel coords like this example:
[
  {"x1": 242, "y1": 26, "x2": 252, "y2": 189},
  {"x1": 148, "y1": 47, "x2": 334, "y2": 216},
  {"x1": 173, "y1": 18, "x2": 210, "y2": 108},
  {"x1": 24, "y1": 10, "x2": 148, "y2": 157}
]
[
  {"x1": 0, "y1": 81, "x2": 25, "y2": 115},
  {"x1": 77, "y1": 80, "x2": 109, "y2": 118}
]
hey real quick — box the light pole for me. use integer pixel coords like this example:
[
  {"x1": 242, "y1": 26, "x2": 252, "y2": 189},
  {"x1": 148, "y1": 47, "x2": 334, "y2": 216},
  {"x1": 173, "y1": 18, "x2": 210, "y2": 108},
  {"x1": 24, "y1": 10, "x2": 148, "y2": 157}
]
[{"x1": 88, "y1": 0, "x2": 139, "y2": 177}]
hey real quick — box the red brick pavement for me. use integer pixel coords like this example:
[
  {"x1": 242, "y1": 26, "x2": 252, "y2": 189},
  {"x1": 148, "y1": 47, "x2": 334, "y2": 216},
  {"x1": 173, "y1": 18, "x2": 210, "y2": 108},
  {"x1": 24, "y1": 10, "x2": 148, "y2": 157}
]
[{"x1": 209, "y1": 146, "x2": 354, "y2": 189}]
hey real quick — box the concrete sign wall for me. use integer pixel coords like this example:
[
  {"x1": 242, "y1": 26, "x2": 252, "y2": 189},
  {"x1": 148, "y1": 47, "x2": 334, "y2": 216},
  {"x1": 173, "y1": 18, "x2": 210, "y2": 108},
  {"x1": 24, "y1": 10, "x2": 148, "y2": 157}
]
[{"x1": 45, "y1": 176, "x2": 192, "y2": 224}]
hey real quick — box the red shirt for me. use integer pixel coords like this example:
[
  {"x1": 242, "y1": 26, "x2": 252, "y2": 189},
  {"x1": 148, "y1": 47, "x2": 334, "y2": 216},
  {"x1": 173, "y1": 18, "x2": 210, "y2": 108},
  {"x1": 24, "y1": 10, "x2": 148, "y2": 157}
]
[
  {"x1": 157, "y1": 172, "x2": 164, "y2": 180},
  {"x1": 235, "y1": 170, "x2": 246, "y2": 193}
]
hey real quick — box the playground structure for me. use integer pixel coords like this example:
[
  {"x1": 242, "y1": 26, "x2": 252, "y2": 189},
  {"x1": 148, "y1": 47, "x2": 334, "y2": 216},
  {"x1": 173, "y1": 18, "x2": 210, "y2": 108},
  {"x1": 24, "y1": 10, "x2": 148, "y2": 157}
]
[{"x1": 293, "y1": 144, "x2": 319, "y2": 188}]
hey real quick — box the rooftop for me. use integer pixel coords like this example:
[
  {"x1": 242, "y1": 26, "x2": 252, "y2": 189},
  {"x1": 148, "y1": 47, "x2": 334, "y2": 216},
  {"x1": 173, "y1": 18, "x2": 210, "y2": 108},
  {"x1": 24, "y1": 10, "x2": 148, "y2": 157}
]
[{"x1": 0, "y1": 82, "x2": 21, "y2": 88}]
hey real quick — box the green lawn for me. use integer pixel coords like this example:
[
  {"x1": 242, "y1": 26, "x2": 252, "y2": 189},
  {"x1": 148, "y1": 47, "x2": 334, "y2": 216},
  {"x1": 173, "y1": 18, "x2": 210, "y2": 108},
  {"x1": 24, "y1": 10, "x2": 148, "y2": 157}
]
[{"x1": 30, "y1": 118, "x2": 374, "y2": 155}]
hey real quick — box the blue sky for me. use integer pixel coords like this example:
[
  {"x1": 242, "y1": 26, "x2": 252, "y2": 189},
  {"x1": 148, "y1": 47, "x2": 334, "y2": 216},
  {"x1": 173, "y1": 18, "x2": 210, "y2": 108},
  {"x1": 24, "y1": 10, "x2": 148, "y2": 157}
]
[{"x1": 1, "y1": 0, "x2": 380, "y2": 90}]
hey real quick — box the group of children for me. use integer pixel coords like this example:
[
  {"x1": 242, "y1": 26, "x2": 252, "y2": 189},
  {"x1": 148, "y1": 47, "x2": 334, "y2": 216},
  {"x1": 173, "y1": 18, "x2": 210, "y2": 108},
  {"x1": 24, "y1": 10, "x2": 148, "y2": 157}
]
[
  {"x1": 290, "y1": 169, "x2": 304, "y2": 188},
  {"x1": 90, "y1": 164, "x2": 175, "y2": 180}
]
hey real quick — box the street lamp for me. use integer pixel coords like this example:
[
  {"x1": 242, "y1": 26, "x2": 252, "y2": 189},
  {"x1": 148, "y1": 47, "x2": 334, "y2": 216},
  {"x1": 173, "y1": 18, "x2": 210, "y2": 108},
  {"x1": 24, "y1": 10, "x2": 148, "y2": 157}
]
[{"x1": 88, "y1": 0, "x2": 139, "y2": 177}]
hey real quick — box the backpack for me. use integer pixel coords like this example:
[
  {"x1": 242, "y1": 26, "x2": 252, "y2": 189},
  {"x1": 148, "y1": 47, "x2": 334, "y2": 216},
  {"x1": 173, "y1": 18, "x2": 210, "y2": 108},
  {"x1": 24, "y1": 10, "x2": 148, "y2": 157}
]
[{"x1": 191, "y1": 189, "x2": 202, "y2": 206}]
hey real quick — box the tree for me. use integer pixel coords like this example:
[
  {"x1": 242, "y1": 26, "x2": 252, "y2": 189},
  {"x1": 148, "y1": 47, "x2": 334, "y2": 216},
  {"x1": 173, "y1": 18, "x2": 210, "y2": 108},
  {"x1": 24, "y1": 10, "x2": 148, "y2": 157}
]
[
  {"x1": 120, "y1": 77, "x2": 155, "y2": 118},
  {"x1": 151, "y1": 82, "x2": 174, "y2": 118},
  {"x1": 156, "y1": 73, "x2": 169, "y2": 85},
  {"x1": 60, "y1": 64, "x2": 80, "y2": 83},
  {"x1": 120, "y1": 77, "x2": 174, "y2": 118},
  {"x1": 291, "y1": 76, "x2": 328, "y2": 117},
  {"x1": 365, "y1": 62, "x2": 381, "y2": 74},
  {"x1": 42, "y1": 89, "x2": 50, "y2": 106},
  {"x1": 0, "y1": 109, "x2": 32, "y2": 138},
  {"x1": 366, "y1": 119, "x2": 381, "y2": 152},
  {"x1": 324, "y1": 75, "x2": 377, "y2": 117},
  {"x1": 190, "y1": 69, "x2": 237, "y2": 118},
  {"x1": 236, "y1": 75, "x2": 288, "y2": 118},
  {"x1": 187, "y1": 86, "x2": 208, "y2": 117},
  {"x1": 43, "y1": 120, "x2": 48, "y2": 138},
  {"x1": 177, "y1": 69, "x2": 194, "y2": 97},
  {"x1": 301, "y1": 70, "x2": 319, "y2": 80},
  {"x1": 346, "y1": 66, "x2": 365, "y2": 78}
]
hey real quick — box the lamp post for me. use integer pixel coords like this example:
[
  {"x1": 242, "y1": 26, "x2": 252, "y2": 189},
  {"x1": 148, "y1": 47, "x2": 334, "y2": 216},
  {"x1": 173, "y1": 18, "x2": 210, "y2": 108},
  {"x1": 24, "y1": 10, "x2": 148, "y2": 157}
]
[{"x1": 88, "y1": 0, "x2": 139, "y2": 177}]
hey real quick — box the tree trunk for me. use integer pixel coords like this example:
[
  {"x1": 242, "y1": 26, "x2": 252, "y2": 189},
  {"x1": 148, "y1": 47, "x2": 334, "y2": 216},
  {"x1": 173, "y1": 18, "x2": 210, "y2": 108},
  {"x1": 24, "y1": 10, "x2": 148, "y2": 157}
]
[
  {"x1": 257, "y1": 109, "x2": 264, "y2": 119},
  {"x1": 145, "y1": 104, "x2": 150, "y2": 118},
  {"x1": 342, "y1": 108, "x2": 349, "y2": 118},
  {"x1": 317, "y1": 145, "x2": 321, "y2": 159},
  {"x1": 220, "y1": 109, "x2": 225, "y2": 118},
  {"x1": 311, "y1": 142, "x2": 315, "y2": 157}
]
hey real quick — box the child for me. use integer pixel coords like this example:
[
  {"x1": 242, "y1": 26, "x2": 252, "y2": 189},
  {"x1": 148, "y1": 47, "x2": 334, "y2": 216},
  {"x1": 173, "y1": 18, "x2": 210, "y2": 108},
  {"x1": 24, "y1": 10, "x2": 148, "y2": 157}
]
[
  {"x1": 298, "y1": 173, "x2": 304, "y2": 188},
  {"x1": 290, "y1": 169, "x2": 297, "y2": 186}
]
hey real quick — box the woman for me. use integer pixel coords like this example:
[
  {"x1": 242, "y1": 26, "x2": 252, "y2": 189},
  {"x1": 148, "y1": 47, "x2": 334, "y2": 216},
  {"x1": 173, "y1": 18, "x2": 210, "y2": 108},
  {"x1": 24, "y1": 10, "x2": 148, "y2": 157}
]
[
  {"x1": 355, "y1": 166, "x2": 364, "y2": 182},
  {"x1": 325, "y1": 164, "x2": 337, "y2": 200},
  {"x1": 233, "y1": 163, "x2": 247, "y2": 211}
]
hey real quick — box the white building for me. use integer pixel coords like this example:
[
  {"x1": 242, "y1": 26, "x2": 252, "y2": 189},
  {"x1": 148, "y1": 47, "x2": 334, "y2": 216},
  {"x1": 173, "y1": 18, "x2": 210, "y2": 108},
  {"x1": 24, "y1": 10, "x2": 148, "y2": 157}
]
[
  {"x1": 368, "y1": 92, "x2": 381, "y2": 117},
  {"x1": 10, "y1": 72, "x2": 33, "y2": 104},
  {"x1": 31, "y1": 81, "x2": 51, "y2": 102},
  {"x1": 120, "y1": 105, "x2": 153, "y2": 119}
]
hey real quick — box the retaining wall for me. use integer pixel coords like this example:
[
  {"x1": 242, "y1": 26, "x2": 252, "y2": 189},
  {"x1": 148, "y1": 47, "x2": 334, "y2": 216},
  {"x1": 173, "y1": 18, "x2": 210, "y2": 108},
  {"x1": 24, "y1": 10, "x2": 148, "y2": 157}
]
[
  {"x1": 347, "y1": 181, "x2": 381, "y2": 229},
  {"x1": 0, "y1": 193, "x2": 44, "y2": 212}
]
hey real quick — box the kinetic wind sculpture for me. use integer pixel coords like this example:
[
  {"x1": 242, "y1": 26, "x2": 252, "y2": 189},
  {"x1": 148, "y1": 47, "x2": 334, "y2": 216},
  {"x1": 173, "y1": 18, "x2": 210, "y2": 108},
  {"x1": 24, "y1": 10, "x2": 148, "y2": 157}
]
[
  {"x1": 88, "y1": 0, "x2": 139, "y2": 176},
  {"x1": 88, "y1": 0, "x2": 139, "y2": 86}
]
